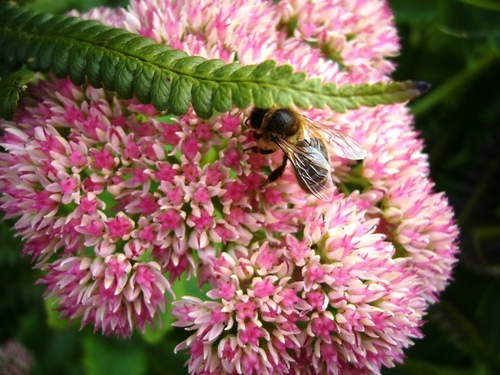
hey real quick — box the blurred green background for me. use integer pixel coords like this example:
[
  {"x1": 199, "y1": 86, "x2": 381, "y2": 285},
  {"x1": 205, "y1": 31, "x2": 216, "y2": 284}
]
[{"x1": 1, "y1": 0, "x2": 500, "y2": 374}]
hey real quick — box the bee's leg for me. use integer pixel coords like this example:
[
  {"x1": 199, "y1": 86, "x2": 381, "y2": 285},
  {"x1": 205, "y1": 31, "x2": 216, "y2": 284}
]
[
  {"x1": 250, "y1": 146, "x2": 274, "y2": 154},
  {"x1": 261, "y1": 155, "x2": 288, "y2": 187}
]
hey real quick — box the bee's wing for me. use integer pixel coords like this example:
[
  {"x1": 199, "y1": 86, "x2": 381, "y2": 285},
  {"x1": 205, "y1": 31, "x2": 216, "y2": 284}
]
[
  {"x1": 301, "y1": 115, "x2": 367, "y2": 160},
  {"x1": 274, "y1": 137, "x2": 334, "y2": 201}
]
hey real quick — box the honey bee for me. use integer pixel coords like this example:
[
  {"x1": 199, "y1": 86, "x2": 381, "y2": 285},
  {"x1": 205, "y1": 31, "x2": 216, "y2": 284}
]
[{"x1": 245, "y1": 107, "x2": 367, "y2": 201}]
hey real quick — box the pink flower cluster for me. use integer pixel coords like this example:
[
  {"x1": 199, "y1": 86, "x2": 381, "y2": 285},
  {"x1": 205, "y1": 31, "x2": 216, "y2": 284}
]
[
  {"x1": 0, "y1": 340, "x2": 33, "y2": 375},
  {"x1": 173, "y1": 200, "x2": 426, "y2": 375},
  {"x1": 0, "y1": 0, "x2": 458, "y2": 374}
]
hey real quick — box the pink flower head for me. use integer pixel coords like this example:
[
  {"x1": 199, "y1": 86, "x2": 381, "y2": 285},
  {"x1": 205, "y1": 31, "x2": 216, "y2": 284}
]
[
  {"x1": 0, "y1": 0, "x2": 458, "y2": 372},
  {"x1": 0, "y1": 340, "x2": 33, "y2": 375},
  {"x1": 173, "y1": 200, "x2": 427, "y2": 375}
]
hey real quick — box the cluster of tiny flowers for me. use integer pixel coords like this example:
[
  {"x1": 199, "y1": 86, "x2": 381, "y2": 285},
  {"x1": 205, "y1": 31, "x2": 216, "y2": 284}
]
[
  {"x1": 0, "y1": 0, "x2": 459, "y2": 373},
  {"x1": 172, "y1": 200, "x2": 426, "y2": 375},
  {"x1": 0, "y1": 340, "x2": 33, "y2": 375}
]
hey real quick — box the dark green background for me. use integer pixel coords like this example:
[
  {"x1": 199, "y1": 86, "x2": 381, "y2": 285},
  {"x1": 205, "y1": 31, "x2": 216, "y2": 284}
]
[{"x1": 1, "y1": 0, "x2": 500, "y2": 374}]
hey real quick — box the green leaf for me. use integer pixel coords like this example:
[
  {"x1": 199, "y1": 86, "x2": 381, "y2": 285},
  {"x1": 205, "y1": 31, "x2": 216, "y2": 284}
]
[
  {"x1": 68, "y1": 44, "x2": 89, "y2": 86},
  {"x1": 273, "y1": 88, "x2": 294, "y2": 108},
  {"x1": 252, "y1": 85, "x2": 274, "y2": 108},
  {"x1": 192, "y1": 81, "x2": 215, "y2": 119},
  {"x1": 194, "y1": 58, "x2": 226, "y2": 76},
  {"x1": 53, "y1": 41, "x2": 71, "y2": 78},
  {"x1": 212, "y1": 83, "x2": 234, "y2": 113},
  {"x1": 458, "y1": 0, "x2": 500, "y2": 11},
  {"x1": 114, "y1": 57, "x2": 137, "y2": 98},
  {"x1": 252, "y1": 60, "x2": 277, "y2": 79},
  {"x1": 132, "y1": 64, "x2": 154, "y2": 103},
  {"x1": 0, "y1": 68, "x2": 35, "y2": 120},
  {"x1": 232, "y1": 83, "x2": 253, "y2": 108},
  {"x1": 290, "y1": 90, "x2": 311, "y2": 109},
  {"x1": 170, "y1": 76, "x2": 193, "y2": 115},
  {"x1": 328, "y1": 81, "x2": 431, "y2": 108},
  {"x1": 0, "y1": 3, "x2": 428, "y2": 120},
  {"x1": 269, "y1": 64, "x2": 294, "y2": 81}
]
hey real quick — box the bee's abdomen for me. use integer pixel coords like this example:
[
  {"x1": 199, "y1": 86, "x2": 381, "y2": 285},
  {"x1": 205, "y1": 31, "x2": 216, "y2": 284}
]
[
  {"x1": 294, "y1": 138, "x2": 330, "y2": 194},
  {"x1": 309, "y1": 138, "x2": 329, "y2": 160}
]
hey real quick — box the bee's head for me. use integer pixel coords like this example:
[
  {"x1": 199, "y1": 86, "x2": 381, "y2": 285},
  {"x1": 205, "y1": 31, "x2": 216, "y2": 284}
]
[{"x1": 245, "y1": 107, "x2": 269, "y2": 130}]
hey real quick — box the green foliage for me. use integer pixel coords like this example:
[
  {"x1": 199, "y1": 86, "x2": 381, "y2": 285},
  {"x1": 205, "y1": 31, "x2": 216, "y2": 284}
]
[
  {"x1": 0, "y1": 2, "x2": 426, "y2": 120},
  {"x1": 384, "y1": 0, "x2": 500, "y2": 374},
  {"x1": 0, "y1": 219, "x2": 44, "y2": 342},
  {"x1": 0, "y1": 68, "x2": 34, "y2": 120},
  {"x1": 458, "y1": 0, "x2": 500, "y2": 11},
  {"x1": 83, "y1": 335, "x2": 146, "y2": 375}
]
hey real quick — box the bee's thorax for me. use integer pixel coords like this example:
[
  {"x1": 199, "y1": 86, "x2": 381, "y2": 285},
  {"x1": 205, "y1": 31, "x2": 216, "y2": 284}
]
[{"x1": 265, "y1": 108, "x2": 300, "y2": 137}]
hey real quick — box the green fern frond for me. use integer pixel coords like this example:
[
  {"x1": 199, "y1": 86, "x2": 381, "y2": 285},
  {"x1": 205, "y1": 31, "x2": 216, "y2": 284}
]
[
  {"x1": 0, "y1": 3, "x2": 429, "y2": 120},
  {"x1": 0, "y1": 68, "x2": 34, "y2": 120}
]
